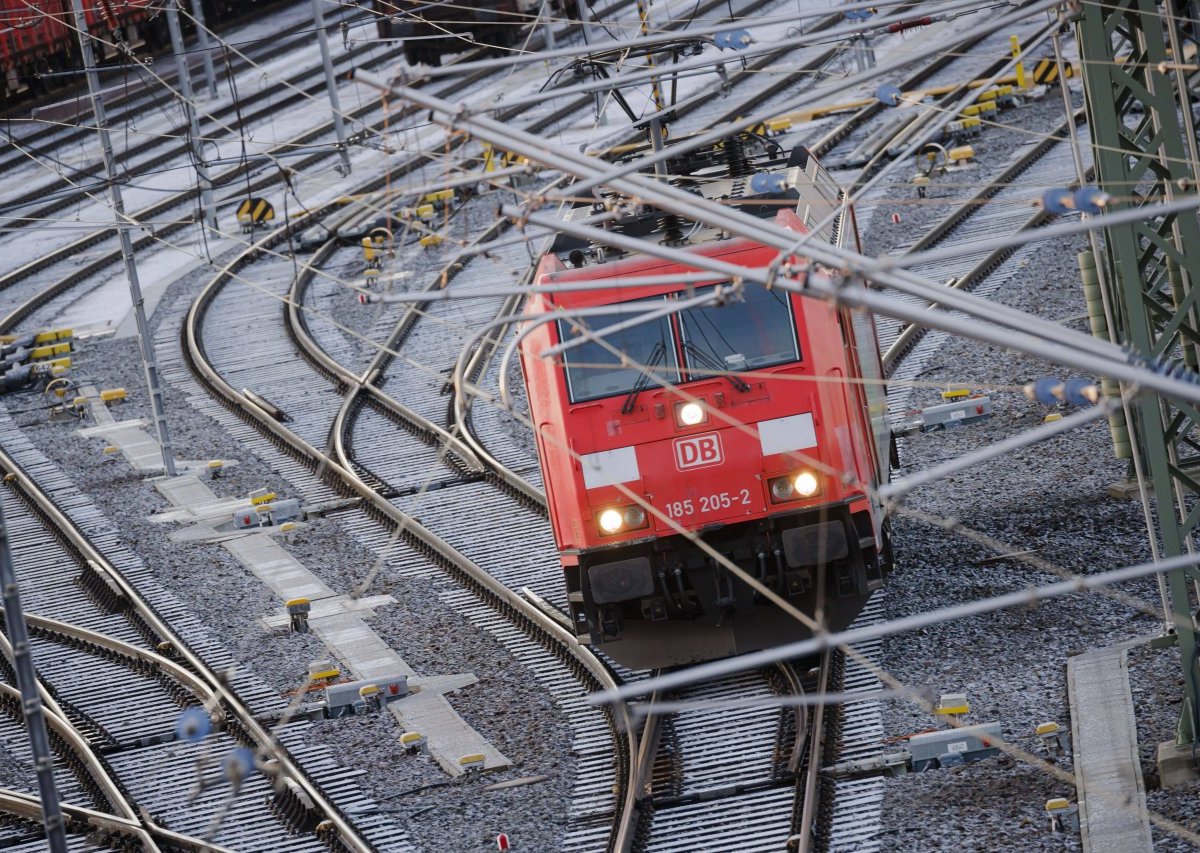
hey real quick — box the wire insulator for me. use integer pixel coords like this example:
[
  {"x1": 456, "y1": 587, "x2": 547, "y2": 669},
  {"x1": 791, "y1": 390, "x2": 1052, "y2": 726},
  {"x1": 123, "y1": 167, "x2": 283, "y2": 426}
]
[
  {"x1": 724, "y1": 135, "x2": 752, "y2": 178},
  {"x1": 887, "y1": 16, "x2": 934, "y2": 32}
]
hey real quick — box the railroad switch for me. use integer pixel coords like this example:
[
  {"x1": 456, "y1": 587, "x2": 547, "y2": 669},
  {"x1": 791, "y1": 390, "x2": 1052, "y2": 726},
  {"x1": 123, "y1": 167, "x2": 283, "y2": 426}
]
[
  {"x1": 1036, "y1": 721, "x2": 1072, "y2": 756},
  {"x1": 822, "y1": 750, "x2": 911, "y2": 780},
  {"x1": 909, "y1": 721, "x2": 1002, "y2": 771},
  {"x1": 287, "y1": 597, "x2": 311, "y2": 633},
  {"x1": 1045, "y1": 797, "x2": 1080, "y2": 832},
  {"x1": 233, "y1": 498, "x2": 301, "y2": 529},
  {"x1": 48, "y1": 400, "x2": 85, "y2": 423}
]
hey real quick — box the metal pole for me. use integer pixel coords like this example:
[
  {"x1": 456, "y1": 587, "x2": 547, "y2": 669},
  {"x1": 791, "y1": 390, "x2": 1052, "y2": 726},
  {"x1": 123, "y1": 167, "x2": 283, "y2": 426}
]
[
  {"x1": 576, "y1": 0, "x2": 590, "y2": 43},
  {"x1": 187, "y1": 0, "x2": 218, "y2": 99},
  {"x1": 165, "y1": 0, "x2": 216, "y2": 232},
  {"x1": 311, "y1": 0, "x2": 352, "y2": 175},
  {"x1": 71, "y1": 0, "x2": 177, "y2": 477},
  {"x1": 648, "y1": 115, "x2": 666, "y2": 180},
  {"x1": 0, "y1": 493, "x2": 67, "y2": 853},
  {"x1": 540, "y1": 0, "x2": 556, "y2": 50}
]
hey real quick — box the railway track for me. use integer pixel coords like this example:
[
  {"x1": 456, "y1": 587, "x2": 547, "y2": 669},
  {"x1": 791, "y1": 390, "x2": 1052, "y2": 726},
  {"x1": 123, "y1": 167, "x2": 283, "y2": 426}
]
[
  {"x1": 877, "y1": 109, "x2": 1091, "y2": 415},
  {"x1": 0, "y1": 6, "x2": 377, "y2": 223},
  {"x1": 171, "y1": 2, "x2": 851, "y2": 850},
  {"x1": 0, "y1": 414, "x2": 407, "y2": 849},
  {"x1": 0, "y1": 1, "x2": 1087, "y2": 848},
  {"x1": 452, "y1": 10, "x2": 1058, "y2": 851}
]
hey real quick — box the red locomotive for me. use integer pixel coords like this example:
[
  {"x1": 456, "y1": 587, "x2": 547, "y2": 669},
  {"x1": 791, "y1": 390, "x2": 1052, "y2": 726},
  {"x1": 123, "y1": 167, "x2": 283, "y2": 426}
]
[{"x1": 519, "y1": 134, "x2": 892, "y2": 669}]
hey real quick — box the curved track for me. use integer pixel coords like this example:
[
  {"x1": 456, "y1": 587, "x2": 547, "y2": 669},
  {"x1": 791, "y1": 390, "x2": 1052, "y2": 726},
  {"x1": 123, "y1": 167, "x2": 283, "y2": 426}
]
[{"x1": 0, "y1": 2, "x2": 1090, "y2": 848}]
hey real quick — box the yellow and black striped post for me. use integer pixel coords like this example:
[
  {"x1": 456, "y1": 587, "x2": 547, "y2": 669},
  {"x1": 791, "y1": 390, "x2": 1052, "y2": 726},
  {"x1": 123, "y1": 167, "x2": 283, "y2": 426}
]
[{"x1": 638, "y1": 0, "x2": 664, "y2": 112}]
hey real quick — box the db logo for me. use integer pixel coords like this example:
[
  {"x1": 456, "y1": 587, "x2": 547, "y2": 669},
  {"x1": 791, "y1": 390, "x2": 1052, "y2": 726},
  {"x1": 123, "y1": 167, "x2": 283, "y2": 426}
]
[{"x1": 673, "y1": 432, "x2": 724, "y2": 470}]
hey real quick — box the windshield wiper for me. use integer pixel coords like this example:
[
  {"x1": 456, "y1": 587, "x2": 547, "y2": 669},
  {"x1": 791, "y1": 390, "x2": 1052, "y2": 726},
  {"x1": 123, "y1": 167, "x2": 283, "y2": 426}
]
[
  {"x1": 621, "y1": 340, "x2": 666, "y2": 414},
  {"x1": 683, "y1": 342, "x2": 751, "y2": 392}
]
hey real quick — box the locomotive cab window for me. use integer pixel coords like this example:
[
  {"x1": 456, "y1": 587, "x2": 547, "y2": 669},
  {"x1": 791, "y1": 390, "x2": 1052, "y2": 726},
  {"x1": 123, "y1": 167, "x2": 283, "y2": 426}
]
[
  {"x1": 558, "y1": 299, "x2": 679, "y2": 404},
  {"x1": 678, "y1": 285, "x2": 799, "y2": 376}
]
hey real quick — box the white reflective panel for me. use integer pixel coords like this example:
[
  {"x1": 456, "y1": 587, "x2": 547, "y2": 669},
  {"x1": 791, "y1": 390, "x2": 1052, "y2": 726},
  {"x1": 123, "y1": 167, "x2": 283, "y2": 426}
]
[
  {"x1": 581, "y1": 446, "x2": 640, "y2": 489},
  {"x1": 757, "y1": 412, "x2": 817, "y2": 456}
]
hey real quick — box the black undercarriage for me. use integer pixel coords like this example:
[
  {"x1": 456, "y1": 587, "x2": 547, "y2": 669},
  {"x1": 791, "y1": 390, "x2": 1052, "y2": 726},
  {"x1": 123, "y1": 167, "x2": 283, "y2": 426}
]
[{"x1": 568, "y1": 503, "x2": 890, "y2": 669}]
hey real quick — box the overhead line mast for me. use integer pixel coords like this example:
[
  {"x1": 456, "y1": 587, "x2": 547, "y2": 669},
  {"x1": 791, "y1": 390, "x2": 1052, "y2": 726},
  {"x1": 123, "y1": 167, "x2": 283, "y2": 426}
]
[{"x1": 1075, "y1": 0, "x2": 1200, "y2": 764}]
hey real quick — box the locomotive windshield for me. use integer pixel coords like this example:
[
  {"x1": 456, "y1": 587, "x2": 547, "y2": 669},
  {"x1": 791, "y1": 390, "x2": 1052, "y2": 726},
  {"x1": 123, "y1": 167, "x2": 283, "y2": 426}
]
[
  {"x1": 558, "y1": 300, "x2": 680, "y2": 403},
  {"x1": 678, "y1": 285, "x2": 799, "y2": 373},
  {"x1": 557, "y1": 286, "x2": 799, "y2": 404}
]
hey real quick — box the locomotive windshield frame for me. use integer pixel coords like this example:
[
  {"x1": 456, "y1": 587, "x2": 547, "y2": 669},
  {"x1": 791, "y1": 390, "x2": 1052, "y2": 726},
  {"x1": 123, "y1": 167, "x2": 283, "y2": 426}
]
[{"x1": 557, "y1": 285, "x2": 801, "y2": 404}]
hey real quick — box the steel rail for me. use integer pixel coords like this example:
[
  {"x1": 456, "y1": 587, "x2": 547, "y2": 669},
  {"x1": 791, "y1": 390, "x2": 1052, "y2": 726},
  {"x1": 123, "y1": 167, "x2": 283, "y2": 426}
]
[
  {"x1": 185, "y1": 206, "x2": 637, "y2": 853},
  {"x1": 0, "y1": 445, "x2": 377, "y2": 852},
  {"x1": 194, "y1": 4, "x2": 842, "y2": 849},
  {"x1": 792, "y1": 651, "x2": 830, "y2": 853},
  {"x1": 0, "y1": 784, "x2": 237, "y2": 852},
  {"x1": 881, "y1": 107, "x2": 1089, "y2": 369},
  {"x1": 0, "y1": 638, "x2": 142, "y2": 828},
  {"x1": 776, "y1": 661, "x2": 810, "y2": 776},
  {"x1": 0, "y1": 6, "x2": 369, "y2": 167},
  {"x1": 0, "y1": 9, "x2": 379, "y2": 224},
  {"x1": 0, "y1": 675, "x2": 235, "y2": 851},
  {"x1": 0, "y1": 710, "x2": 153, "y2": 852},
  {"x1": 448, "y1": 6, "x2": 858, "y2": 505},
  {"x1": 0, "y1": 5, "x2": 594, "y2": 333},
  {"x1": 612, "y1": 685, "x2": 663, "y2": 853}
]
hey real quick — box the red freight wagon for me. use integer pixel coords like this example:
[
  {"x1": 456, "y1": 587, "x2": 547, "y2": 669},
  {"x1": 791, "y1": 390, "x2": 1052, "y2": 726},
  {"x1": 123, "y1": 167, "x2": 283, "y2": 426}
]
[{"x1": 2, "y1": 1, "x2": 156, "y2": 96}]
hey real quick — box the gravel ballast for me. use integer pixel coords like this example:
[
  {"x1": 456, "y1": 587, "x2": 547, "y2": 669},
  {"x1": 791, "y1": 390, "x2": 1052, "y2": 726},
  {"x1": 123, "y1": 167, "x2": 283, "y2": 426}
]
[
  {"x1": 6, "y1": 254, "x2": 579, "y2": 851},
  {"x1": 853, "y1": 89, "x2": 1200, "y2": 851}
]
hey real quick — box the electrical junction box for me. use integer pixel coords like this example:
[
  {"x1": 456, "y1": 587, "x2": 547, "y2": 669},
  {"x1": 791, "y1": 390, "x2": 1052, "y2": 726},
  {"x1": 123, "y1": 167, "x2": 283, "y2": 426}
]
[
  {"x1": 909, "y1": 721, "x2": 1002, "y2": 771},
  {"x1": 897, "y1": 396, "x2": 993, "y2": 434},
  {"x1": 324, "y1": 675, "x2": 408, "y2": 719}
]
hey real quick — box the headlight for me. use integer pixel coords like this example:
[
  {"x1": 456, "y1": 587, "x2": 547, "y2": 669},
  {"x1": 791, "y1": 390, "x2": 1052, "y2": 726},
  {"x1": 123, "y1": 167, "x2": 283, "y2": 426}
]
[
  {"x1": 769, "y1": 470, "x2": 821, "y2": 503},
  {"x1": 597, "y1": 505, "x2": 650, "y2": 536},
  {"x1": 676, "y1": 401, "x2": 706, "y2": 426},
  {"x1": 794, "y1": 471, "x2": 819, "y2": 497},
  {"x1": 598, "y1": 508, "x2": 624, "y2": 534}
]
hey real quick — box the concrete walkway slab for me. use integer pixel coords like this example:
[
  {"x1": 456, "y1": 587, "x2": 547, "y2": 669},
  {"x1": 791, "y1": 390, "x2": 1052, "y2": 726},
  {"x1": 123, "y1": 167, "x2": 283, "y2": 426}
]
[
  {"x1": 1066, "y1": 639, "x2": 1154, "y2": 853},
  {"x1": 157, "y1": 470, "x2": 511, "y2": 776},
  {"x1": 74, "y1": 395, "x2": 509, "y2": 776}
]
